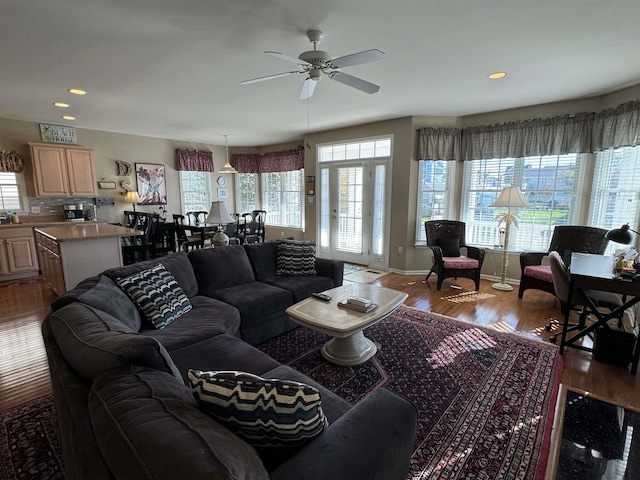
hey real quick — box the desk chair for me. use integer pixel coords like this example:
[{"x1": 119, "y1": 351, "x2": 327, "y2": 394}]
[{"x1": 547, "y1": 251, "x2": 623, "y2": 344}]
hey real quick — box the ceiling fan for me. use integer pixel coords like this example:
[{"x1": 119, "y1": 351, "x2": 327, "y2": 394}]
[{"x1": 240, "y1": 30, "x2": 385, "y2": 99}]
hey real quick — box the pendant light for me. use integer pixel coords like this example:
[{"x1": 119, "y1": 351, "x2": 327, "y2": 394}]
[{"x1": 219, "y1": 134, "x2": 238, "y2": 174}]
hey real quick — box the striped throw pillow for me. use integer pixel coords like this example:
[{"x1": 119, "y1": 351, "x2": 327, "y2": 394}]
[
  {"x1": 188, "y1": 370, "x2": 328, "y2": 448},
  {"x1": 276, "y1": 239, "x2": 316, "y2": 276},
  {"x1": 116, "y1": 264, "x2": 192, "y2": 329}
]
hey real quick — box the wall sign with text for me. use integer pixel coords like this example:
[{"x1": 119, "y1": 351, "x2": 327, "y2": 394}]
[{"x1": 39, "y1": 124, "x2": 77, "y2": 144}]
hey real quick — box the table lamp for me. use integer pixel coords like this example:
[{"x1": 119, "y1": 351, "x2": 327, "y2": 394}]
[
  {"x1": 605, "y1": 224, "x2": 638, "y2": 244},
  {"x1": 124, "y1": 191, "x2": 140, "y2": 212},
  {"x1": 489, "y1": 186, "x2": 532, "y2": 291},
  {"x1": 205, "y1": 201, "x2": 235, "y2": 247}
]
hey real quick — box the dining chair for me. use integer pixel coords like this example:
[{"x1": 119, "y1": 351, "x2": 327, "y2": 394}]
[
  {"x1": 224, "y1": 213, "x2": 241, "y2": 245},
  {"x1": 518, "y1": 225, "x2": 610, "y2": 299},
  {"x1": 547, "y1": 251, "x2": 623, "y2": 344},
  {"x1": 424, "y1": 220, "x2": 485, "y2": 290},
  {"x1": 173, "y1": 214, "x2": 204, "y2": 252},
  {"x1": 122, "y1": 213, "x2": 159, "y2": 264}
]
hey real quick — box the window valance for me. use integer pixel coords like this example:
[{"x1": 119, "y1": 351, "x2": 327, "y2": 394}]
[
  {"x1": 417, "y1": 99, "x2": 640, "y2": 160},
  {"x1": 0, "y1": 150, "x2": 24, "y2": 173},
  {"x1": 175, "y1": 149, "x2": 214, "y2": 172},
  {"x1": 231, "y1": 145, "x2": 304, "y2": 173}
]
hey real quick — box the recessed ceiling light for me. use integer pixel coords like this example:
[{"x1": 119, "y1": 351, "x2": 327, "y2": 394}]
[
  {"x1": 68, "y1": 88, "x2": 87, "y2": 95},
  {"x1": 53, "y1": 102, "x2": 70, "y2": 108},
  {"x1": 488, "y1": 72, "x2": 507, "y2": 79},
  {"x1": 62, "y1": 115, "x2": 76, "y2": 120}
]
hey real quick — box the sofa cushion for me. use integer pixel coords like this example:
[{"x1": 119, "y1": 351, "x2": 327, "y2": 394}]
[
  {"x1": 436, "y1": 238, "x2": 461, "y2": 257},
  {"x1": 189, "y1": 245, "x2": 256, "y2": 294},
  {"x1": 104, "y1": 252, "x2": 199, "y2": 298},
  {"x1": 141, "y1": 296, "x2": 242, "y2": 351},
  {"x1": 276, "y1": 240, "x2": 317, "y2": 276},
  {"x1": 116, "y1": 264, "x2": 192, "y2": 329},
  {"x1": 189, "y1": 370, "x2": 328, "y2": 448},
  {"x1": 211, "y1": 282, "x2": 292, "y2": 323},
  {"x1": 262, "y1": 275, "x2": 335, "y2": 303},
  {"x1": 244, "y1": 242, "x2": 280, "y2": 281},
  {"x1": 51, "y1": 274, "x2": 142, "y2": 331},
  {"x1": 49, "y1": 303, "x2": 181, "y2": 381},
  {"x1": 89, "y1": 367, "x2": 269, "y2": 480}
]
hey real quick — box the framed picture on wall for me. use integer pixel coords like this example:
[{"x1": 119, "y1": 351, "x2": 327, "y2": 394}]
[
  {"x1": 217, "y1": 188, "x2": 229, "y2": 199},
  {"x1": 135, "y1": 163, "x2": 167, "y2": 205}
]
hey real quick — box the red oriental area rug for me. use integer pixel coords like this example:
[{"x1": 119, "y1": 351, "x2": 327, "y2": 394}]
[{"x1": 258, "y1": 305, "x2": 563, "y2": 480}]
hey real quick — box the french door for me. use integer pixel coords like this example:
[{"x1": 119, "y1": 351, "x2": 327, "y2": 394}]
[{"x1": 318, "y1": 158, "x2": 389, "y2": 269}]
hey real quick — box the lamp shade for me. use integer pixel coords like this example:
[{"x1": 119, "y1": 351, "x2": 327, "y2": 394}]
[
  {"x1": 489, "y1": 187, "x2": 532, "y2": 208},
  {"x1": 205, "y1": 201, "x2": 235, "y2": 225},
  {"x1": 124, "y1": 191, "x2": 140, "y2": 204},
  {"x1": 605, "y1": 224, "x2": 636, "y2": 244}
]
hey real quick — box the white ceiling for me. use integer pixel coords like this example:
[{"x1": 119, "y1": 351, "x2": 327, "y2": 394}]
[{"x1": 2, "y1": 0, "x2": 640, "y2": 147}]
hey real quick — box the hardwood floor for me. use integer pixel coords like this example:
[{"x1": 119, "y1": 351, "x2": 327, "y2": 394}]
[{"x1": 0, "y1": 273, "x2": 638, "y2": 414}]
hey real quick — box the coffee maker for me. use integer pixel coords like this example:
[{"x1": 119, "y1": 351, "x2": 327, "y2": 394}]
[{"x1": 63, "y1": 204, "x2": 85, "y2": 222}]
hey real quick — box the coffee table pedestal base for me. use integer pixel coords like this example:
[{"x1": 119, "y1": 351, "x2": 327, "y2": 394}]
[{"x1": 321, "y1": 330, "x2": 377, "y2": 366}]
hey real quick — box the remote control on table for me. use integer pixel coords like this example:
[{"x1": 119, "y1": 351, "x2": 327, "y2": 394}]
[{"x1": 311, "y1": 292, "x2": 332, "y2": 301}]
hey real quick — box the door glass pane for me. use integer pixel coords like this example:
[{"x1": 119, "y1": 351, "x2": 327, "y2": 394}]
[
  {"x1": 320, "y1": 168, "x2": 330, "y2": 250},
  {"x1": 372, "y1": 164, "x2": 385, "y2": 257},
  {"x1": 336, "y1": 166, "x2": 363, "y2": 253}
]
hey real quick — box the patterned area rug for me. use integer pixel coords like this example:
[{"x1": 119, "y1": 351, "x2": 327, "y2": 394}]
[
  {"x1": 259, "y1": 305, "x2": 563, "y2": 480},
  {"x1": 0, "y1": 394, "x2": 64, "y2": 480}
]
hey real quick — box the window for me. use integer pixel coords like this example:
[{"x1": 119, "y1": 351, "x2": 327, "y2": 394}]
[
  {"x1": 318, "y1": 138, "x2": 391, "y2": 162},
  {"x1": 461, "y1": 154, "x2": 583, "y2": 250},
  {"x1": 179, "y1": 171, "x2": 211, "y2": 214},
  {"x1": 0, "y1": 173, "x2": 24, "y2": 212},
  {"x1": 262, "y1": 170, "x2": 303, "y2": 228},
  {"x1": 589, "y1": 146, "x2": 640, "y2": 251},
  {"x1": 236, "y1": 173, "x2": 258, "y2": 214},
  {"x1": 415, "y1": 160, "x2": 456, "y2": 243}
]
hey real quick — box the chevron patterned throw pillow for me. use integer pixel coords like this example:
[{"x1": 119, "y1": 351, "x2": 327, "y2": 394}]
[
  {"x1": 188, "y1": 370, "x2": 328, "y2": 448},
  {"x1": 116, "y1": 264, "x2": 192, "y2": 329},
  {"x1": 276, "y1": 239, "x2": 316, "y2": 276}
]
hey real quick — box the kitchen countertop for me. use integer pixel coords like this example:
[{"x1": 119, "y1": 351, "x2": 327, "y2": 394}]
[
  {"x1": 0, "y1": 220, "x2": 104, "y2": 229},
  {"x1": 35, "y1": 224, "x2": 142, "y2": 242}
]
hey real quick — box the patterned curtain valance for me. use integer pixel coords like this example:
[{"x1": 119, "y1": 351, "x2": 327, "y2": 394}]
[
  {"x1": 232, "y1": 145, "x2": 304, "y2": 173},
  {"x1": 461, "y1": 112, "x2": 594, "y2": 161},
  {"x1": 418, "y1": 100, "x2": 640, "y2": 161},
  {"x1": 592, "y1": 100, "x2": 640, "y2": 151},
  {"x1": 175, "y1": 148, "x2": 214, "y2": 172},
  {"x1": 0, "y1": 150, "x2": 24, "y2": 173},
  {"x1": 417, "y1": 127, "x2": 461, "y2": 161}
]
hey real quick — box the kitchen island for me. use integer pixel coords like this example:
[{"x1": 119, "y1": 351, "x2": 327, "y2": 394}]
[{"x1": 35, "y1": 224, "x2": 142, "y2": 294}]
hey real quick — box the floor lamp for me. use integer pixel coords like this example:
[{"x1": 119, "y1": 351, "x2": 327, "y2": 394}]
[{"x1": 489, "y1": 187, "x2": 532, "y2": 291}]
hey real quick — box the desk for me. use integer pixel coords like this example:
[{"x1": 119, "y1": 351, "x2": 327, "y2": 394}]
[{"x1": 560, "y1": 253, "x2": 640, "y2": 373}]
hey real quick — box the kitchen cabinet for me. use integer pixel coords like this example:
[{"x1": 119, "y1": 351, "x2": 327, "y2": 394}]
[
  {"x1": 35, "y1": 232, "x2": 66, "y2": 295},
  {"x1": 29, "y1": 143, "x2": 97, "y2": 197},
  {"x1": 0, "y1": 227, "x2": 39, "y2": 279}
]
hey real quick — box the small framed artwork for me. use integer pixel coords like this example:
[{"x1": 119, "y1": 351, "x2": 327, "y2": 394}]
[
  {"x1": 98, "y1": 180, "x2": 116, "y2": 189},
  {"x1": 135, "y1": 163, "x2": 167, "y2": 205},
  {"x1": 217, "y1": 188, "x2": 229, "y2": 199}
]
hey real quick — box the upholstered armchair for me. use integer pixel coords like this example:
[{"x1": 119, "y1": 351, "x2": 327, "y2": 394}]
[
  {"x1": 425, "y1": 220, "x2": 485, "y2": 290},
  {"x1": 518, "y1": 225, "x2": 610, "y2": 299}
]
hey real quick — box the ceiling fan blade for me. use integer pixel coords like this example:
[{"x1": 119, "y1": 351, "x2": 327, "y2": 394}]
[
  {"x1": 265, "y1": 51, "x2": 312, "y2": 66},
  {"x1": 330, "y1": 49, "x2": 385, "y2": 69},
  {"x1": 329, "y1": 72, "x2": 380, "y2": 94},
  {"x1": 299, "y1": 78, "x2": 317, "y2": 100},
  {"x1": 240, "y1": 71, "x2": 301, "y2": 85}
]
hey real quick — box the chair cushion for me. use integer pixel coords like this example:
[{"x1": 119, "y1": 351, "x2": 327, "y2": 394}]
[
  {"x1": 524, "y1": 265, "x2": 553, "y2": 282},
  {"x1": 276, "y1": 240, "x2": 317, "y2": 276},
  {"x1": 188, "y1": 370, "x2": 328, "y2": 448},
  {"x1": 442, "y1": 256, "x2": 479, "y2": 269},
  {"x1": 436, "y1": 238, "x2": 461, "y2": 257},
  {"x1": 116, "y1": 264, "x2": 192, "y2": 329}
]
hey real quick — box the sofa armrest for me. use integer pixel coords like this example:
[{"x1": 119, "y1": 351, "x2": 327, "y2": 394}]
[
  {"x1": 270, "y1": 388, "x2": 417, "y2": 480},
  {"x1": 315, "y1": 257, "x2": 344, "y2": 287}
]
